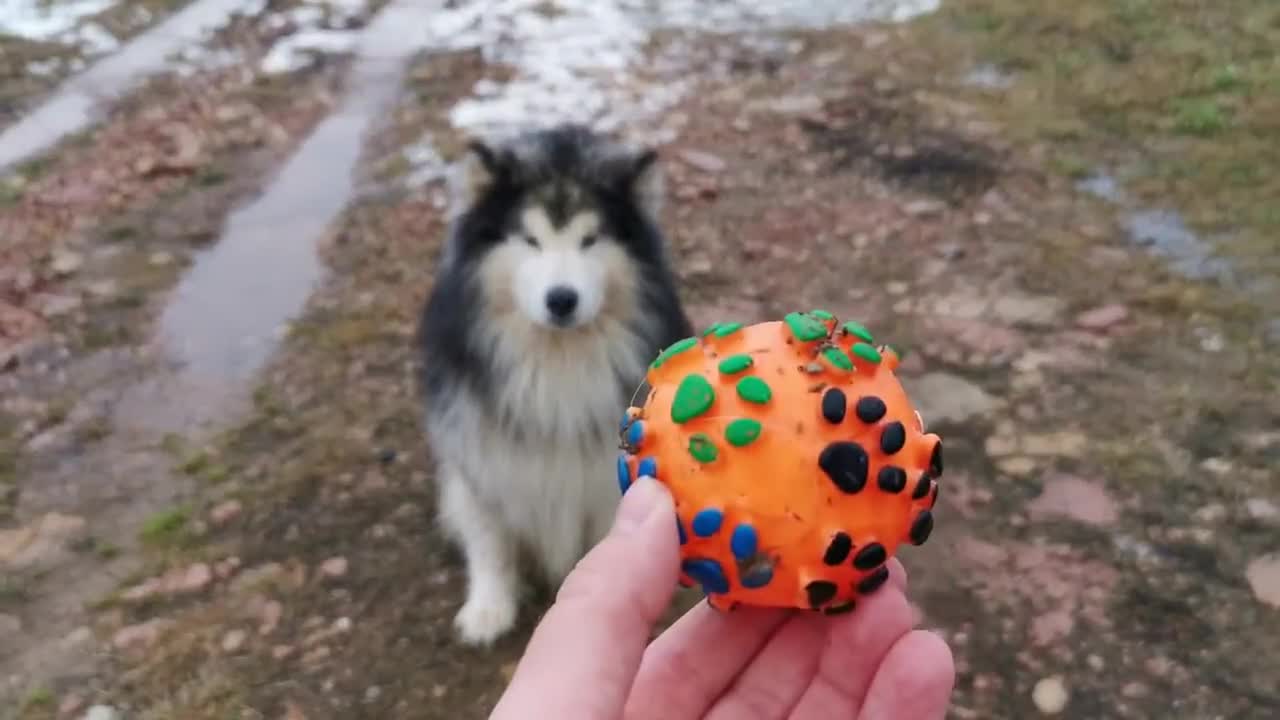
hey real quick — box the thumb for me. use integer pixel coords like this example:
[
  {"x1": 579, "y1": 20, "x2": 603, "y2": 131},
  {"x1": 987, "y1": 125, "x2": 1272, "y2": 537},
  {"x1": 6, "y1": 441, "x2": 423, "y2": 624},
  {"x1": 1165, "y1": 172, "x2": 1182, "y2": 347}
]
[{"x1": 490, "y1": 477, "x2": 681, "y2": 719}]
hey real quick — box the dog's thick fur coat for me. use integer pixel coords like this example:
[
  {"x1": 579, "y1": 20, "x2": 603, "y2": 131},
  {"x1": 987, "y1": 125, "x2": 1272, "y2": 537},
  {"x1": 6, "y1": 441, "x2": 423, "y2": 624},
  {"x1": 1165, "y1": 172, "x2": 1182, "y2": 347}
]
[{"x1": 416, "y1": 125, "x2": 692, "y2": 645}]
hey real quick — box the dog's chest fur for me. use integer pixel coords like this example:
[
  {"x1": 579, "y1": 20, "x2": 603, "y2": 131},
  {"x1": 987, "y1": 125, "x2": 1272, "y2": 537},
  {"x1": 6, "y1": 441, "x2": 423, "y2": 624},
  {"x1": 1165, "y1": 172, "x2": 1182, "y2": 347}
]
[{"x1": 426, "y1": 313, "x2": 653, "y2": 556}]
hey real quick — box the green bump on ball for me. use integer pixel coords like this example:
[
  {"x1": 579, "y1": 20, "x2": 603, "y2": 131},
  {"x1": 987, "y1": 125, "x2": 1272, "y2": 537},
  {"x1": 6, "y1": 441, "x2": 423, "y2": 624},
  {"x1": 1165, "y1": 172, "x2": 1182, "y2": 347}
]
[
  {"x1": 852, "y1": 342, "x2": 882, "y2": 364},
  {"x1": 725, "y1": 418, "x2": 762, "y2": 447},
  {"x1": 702, "y1": 322, "x2": 722, "y2": 337},
  {"x1": 736, "y1": 376, "x2": 772, "y2": 404},
  {"x1": 671, "y1": 373, "x2": 716, "y2": 423},
  {"x1": 784, "y1": 312, "x2": 828, "y2": 342},
  {"x1": 713, "y1": 322, "x2": 743, "y2": 338},
  {"x1": 651, "y1": 336, "x2": 698, "y2": 369},
  {"x1": 821, "y1": 346, "x2": 854, "y2": 371},
  {"x1": 688, "y1": 433, "x2": 719, "y2": 463},
  {"x1": 810, "y1": 309, "x2": 835, "y2": 321},
  {"x1": 843, "y1": 320, "x2": 875, "y2": 344},
  {"x1": 718, "y1": 354, "x2": 754, "y2": 374}
]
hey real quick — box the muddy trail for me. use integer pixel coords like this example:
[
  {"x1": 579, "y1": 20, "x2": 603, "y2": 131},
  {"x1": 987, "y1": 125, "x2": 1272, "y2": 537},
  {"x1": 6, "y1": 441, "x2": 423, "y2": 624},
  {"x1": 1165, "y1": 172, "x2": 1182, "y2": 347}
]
[{"x1": 2, "y1": 0, "x2": 1278, "y2": 718}]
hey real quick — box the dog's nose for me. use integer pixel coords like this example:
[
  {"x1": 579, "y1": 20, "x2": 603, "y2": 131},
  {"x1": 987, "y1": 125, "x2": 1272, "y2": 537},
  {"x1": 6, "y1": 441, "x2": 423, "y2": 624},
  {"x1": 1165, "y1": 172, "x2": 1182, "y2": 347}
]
[{"x1": 545, "y1": 286, "x2": 579, "y2": 321}]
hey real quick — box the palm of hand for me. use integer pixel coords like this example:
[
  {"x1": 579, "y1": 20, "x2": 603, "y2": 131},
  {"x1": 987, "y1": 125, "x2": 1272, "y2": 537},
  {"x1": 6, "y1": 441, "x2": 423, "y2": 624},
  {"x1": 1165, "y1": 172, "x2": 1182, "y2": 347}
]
[{"x1": 623, "y1": 560, "x2": 952, "y2": 719}]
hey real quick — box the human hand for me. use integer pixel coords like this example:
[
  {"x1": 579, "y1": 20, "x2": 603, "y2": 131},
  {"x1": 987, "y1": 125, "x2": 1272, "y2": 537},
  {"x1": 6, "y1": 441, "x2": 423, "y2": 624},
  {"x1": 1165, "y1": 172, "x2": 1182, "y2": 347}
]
[{"x1": 490, "y1": 477, "x2": 955, "y2": 719}]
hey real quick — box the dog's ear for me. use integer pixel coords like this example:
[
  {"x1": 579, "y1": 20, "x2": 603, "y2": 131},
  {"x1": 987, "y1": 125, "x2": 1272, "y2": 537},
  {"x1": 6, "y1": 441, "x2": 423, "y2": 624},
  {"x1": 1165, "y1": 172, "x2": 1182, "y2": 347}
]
[
  {"x1": 612, "y1": 147, "x2": 663, "y2": 218},
  {"x1": 450, "y1": 139, "x2": 510, "y2": 214}
]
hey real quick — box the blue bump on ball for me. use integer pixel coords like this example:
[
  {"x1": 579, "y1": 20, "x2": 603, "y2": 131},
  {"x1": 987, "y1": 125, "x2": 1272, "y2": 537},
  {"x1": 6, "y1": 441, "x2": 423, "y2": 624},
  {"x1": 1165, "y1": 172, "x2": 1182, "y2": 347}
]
[
  {"x1": 637, "y1": 455, "x2": 658, "y2": 479},
  {"x1": 740, "y1": 564, "x2": 774, "y2": 589},
  {"x1": 730, "y1": 523, "x2": 758, "y2": 559},
  {"x1": 691, "y1": 508, "x2": 724, "y2": 537},
  {"x1": 627, "y1": 420, "x2": 645, "y2": 447},
  {"x1": 677, "y1": 515, "x2": 688, "y2": 545},
  {"x1": 681, "y1": 558, "x2": 730, "y2": 594},
  {"x1": 616, "y1": 454, "x2": 632, "y2": 495}
]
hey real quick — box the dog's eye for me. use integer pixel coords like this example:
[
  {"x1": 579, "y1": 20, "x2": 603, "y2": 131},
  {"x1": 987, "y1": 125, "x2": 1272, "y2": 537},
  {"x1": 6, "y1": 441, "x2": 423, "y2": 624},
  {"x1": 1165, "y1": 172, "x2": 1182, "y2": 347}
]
[
  {"x1": 581, "y1": 234, "x2": 598, "y2": 249},
  {"x1": 522, "y1": 235, "x2": 540, "y2": 248}
]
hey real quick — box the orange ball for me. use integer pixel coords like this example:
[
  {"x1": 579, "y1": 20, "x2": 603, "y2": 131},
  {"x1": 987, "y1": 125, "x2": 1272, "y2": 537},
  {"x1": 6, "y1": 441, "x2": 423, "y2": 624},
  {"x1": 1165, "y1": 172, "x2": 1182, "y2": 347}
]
[{"x1": 616, "y1": 311, "x2": 942, "y2": 613}]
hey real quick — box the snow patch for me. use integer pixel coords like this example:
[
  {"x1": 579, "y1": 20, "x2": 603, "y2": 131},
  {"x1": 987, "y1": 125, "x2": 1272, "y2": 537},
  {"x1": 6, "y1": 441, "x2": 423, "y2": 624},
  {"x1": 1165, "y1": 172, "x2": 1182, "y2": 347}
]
[
  {"x1": 421, "y1": 0, "x2": 940, "y2": 142},
  {"x1": 0, "y1": 0, "x2": 116, "y2": 40}
]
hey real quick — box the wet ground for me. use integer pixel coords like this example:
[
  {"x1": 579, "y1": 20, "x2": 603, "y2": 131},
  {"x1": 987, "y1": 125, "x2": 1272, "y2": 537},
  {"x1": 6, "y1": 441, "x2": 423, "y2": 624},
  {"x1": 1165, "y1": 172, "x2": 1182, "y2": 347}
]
[{"x1": 1, "y1": 0, "x2": 1278, "y2": 718}]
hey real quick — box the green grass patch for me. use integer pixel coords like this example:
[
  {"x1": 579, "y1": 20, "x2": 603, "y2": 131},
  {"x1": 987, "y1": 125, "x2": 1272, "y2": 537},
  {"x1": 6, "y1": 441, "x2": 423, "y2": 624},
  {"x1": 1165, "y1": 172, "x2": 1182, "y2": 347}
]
[{"x1": 140, "y1": 506, "x2": 191, "y2": 547}]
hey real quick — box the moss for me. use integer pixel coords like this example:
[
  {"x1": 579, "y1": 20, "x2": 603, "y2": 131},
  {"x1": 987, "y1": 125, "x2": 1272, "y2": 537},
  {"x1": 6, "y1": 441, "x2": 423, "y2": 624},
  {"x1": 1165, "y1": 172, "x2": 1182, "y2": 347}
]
[{"x1": 140, "y1": 507, "x2": 191, "y2": 547}]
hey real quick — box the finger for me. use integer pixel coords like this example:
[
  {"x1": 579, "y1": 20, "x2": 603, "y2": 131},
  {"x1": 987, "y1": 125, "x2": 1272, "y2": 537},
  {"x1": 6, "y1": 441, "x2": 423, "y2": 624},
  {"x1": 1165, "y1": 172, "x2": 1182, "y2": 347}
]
[
  {"x1": 703, "y1": 613, "x2": 826, "y2": 720},
  {"x1": 786, "y1": 581, "x2": 915, "y2": 718},
  {"x1": 858, "y1": 630, "x2": 955, "y2": 720},
  {"x1": 625, "y1": 602, "x2": 791, "y2": 719},
  {"x1": 491, "y1": 477, "x2": 680, "y2": 719},
  {"x1": 887, "y1": 558, "x2": 908, "y2": 594}
]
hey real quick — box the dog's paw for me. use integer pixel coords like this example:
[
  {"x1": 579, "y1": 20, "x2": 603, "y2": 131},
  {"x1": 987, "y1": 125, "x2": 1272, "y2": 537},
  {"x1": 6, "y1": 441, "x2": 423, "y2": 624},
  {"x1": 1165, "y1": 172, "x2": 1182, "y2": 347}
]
[{"x1": 454, "y1": 593, "x2": 518, "y2": 646}]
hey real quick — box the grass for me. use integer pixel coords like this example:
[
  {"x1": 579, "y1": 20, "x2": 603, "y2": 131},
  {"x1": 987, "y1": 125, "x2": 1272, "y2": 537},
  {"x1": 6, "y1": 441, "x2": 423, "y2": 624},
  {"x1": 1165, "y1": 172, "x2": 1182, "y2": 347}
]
[
  {"x1": 140, "y1": 507, "x2": 191, "y2": 548},
  {"x1": 924, "y1": 0, "x2": 1280, "y2": 288},
  {"x1": 20, "y1": 687, "x2": 53, "y2": 713}
]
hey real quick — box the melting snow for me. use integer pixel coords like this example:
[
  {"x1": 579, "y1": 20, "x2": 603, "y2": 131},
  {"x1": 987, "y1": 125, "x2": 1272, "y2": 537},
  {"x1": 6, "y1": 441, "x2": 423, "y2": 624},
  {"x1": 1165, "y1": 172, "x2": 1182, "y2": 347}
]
[
  {"x1": 420, "y1": 0, "x2": 940, "y2": 142},
  {"x1": 0, "y1": 0, "x2": 116, "y2": 40}
]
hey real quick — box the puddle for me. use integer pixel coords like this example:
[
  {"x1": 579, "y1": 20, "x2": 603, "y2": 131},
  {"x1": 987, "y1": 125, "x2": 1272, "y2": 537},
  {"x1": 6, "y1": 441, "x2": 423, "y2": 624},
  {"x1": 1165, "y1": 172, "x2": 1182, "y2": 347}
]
[
  {"x1": 962, "y1": 63, "x2": 1014, "y2": 90},
  {"x1": 1077, "y1": 171, "x2": 1235, "y2": 285},
  {"x1": 0, "y1": 0, "x2": 266, "y2": 172},
  {"x1": 135, "y1": 0, "x2": 437, "y2": 434},
  {"x1": 1124, "y1": 209, "x2": 1234, "y2": 284},
  {"x1": 423, "y1": 0, "x2": 940, "y2": 141}
]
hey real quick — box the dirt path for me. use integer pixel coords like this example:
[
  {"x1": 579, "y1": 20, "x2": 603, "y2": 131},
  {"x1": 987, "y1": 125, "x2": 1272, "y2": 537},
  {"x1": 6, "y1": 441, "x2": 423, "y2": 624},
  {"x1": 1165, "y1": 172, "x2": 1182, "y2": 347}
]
[{"x1": 2, "y1": 1, "x2": 1278, "y2": 718}]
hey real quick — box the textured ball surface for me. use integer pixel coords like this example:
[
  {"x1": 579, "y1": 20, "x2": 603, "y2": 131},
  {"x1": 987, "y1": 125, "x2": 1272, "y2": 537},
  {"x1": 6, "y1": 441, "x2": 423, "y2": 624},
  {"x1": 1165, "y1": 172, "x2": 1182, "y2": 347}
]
[{"x1": 617, "y1": 311, "x2": 943, "y2": 613}]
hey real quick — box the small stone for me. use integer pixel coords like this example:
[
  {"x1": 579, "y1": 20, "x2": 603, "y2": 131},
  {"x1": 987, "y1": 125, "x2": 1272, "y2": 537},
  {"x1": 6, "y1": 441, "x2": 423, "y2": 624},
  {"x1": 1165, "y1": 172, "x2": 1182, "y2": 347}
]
[
  {"x1": 1075, "y1": 304, "x2": 1129, "y2": 331},
  {"x1": 87, "y1": 280, "x2": 118, "y2": 298},
  {"x1": 678, "y1": 149, "x2": 727, "y2": 174},
  {"x1": 148, "y1": 251, "x2": 174, "y2": 267},
  {"x1": 1032, "y1": 676, "x2": 1069, "y2": 714},
  {"x1": 904, "y1": 199, "x2": 946, "y2": 217},
  {"x1": 272, "y1": 644, "x2": 295, "y2": 660},
  {"x1": 1086, "y1": 654, "x2": 1105, "y2": 671},
  {"x1": 222, "y1": 629, "x2": 248, "y2": 653},
  {"x1": 37, "y1": 293, "x2": 81, "y2": 317},
  {"x1": 83, "y1": 706, "x2": 122, "y2": 720},
  {"x1": 320, "y1": 556, "x2": 348, "y2": 579},
  {"x1": 904, "y1": 373, "x2": 999, "y2": 425},
  {"x1": 209, "y1": 500, "x2": 242, "y2": 526},
  {"x1": 50, "y1": 250, "x2": 84, "y2": 276},
  {"x1": 1192, "y1": 503, "x2": 1227, "y2": 524},
  {"x1": 991, "y1": 295, "x2": 1064, "y2": 327},
  {"x1": 1021, "y1": 431, "x2": 1087, "y2": 458},
  {"x1": 1246, "y1": 554, "x2": 1280, "y2": 608},
  {"x1": 1199, "y1": 458, "x2": 1232, "y2": 476},
  {"x1": 112, "y1": 618, "x2": 175, "y2": 653},
  {"x1": 177, "y1": 563, "x2": 213, "y2": 593},
  {"x1": 59, "y1": 694, "x2": 85, "y2": 716},
  {"x1": 0, "y1": 612, "x2": 21, "y2": 636},
  {"x1": 259, "y1": 600, "x2": 284, "y2": 635},
  {"x1": 1026, "y1": 475, "x2": 1119, "y2": 527},
  {"x1": 1122, "y1": 681, "x2": 1149, "y2": 699},
  {"x1": 998, "y1": 457, "x2": 1037, "y2": 477},
  {"x1": 1246, "y1": 498, "x2": 1279, "y2": 522}
]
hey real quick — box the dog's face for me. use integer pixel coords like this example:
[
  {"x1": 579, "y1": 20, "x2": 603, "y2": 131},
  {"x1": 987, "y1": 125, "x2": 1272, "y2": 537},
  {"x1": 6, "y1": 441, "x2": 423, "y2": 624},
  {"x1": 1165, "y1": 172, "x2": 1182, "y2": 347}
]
[
  {"x1": 504, "y1": 197, "x2": 619, "y2": 329},
  {"x1": 448, "y1": 126, "x2": 666, "y2": 332}
]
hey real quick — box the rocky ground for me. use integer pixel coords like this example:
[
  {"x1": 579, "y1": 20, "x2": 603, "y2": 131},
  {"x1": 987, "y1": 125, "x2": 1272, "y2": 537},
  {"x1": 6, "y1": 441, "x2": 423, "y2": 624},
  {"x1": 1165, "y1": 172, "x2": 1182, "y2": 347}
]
[{"x1": 2, "y1": 1, "x2": 1279, "y2": 719}]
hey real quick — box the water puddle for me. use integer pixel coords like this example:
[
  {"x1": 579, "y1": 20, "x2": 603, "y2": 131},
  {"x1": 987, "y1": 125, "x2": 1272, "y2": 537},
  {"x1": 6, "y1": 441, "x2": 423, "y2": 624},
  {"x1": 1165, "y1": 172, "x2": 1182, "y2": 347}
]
[
  {"x1": 1077, "y1": 171, "x2": 1235, "y2": 285},
  {"x1": 130, "y1": 0, "x2": 436, "y2": 434},
  {"x1": 0, "y1": 0, "x2": 265, "y2": 172}
]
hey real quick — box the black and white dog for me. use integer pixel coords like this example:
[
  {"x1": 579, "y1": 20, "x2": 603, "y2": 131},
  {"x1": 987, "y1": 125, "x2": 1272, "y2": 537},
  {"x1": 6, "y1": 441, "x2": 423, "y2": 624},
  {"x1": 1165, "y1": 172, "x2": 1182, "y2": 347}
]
[{"x1": 417, "y1": 124, "x2": 693, "y2": 645}]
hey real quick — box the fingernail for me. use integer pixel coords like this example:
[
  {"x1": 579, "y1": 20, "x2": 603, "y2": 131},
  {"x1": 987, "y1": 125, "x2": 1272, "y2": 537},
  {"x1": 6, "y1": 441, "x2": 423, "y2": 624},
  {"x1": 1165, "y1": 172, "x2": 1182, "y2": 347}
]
[{"x1": 614, "y1": 476, "x2": 668, "y2": 534}]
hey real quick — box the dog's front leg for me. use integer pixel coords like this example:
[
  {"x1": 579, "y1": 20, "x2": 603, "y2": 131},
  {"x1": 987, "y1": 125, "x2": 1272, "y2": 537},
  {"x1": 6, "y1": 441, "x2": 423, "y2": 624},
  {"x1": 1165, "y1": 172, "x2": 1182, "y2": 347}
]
[{"x1": 438, "y1": 467, "x2": 520, "y2": 646}]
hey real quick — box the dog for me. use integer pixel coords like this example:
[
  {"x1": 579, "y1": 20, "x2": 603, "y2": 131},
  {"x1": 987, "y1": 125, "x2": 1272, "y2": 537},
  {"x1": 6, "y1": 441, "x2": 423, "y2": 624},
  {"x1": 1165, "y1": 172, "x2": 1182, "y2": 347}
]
[{"x1": 416, "y1": 124, "x2": 694, "y2": 646}]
